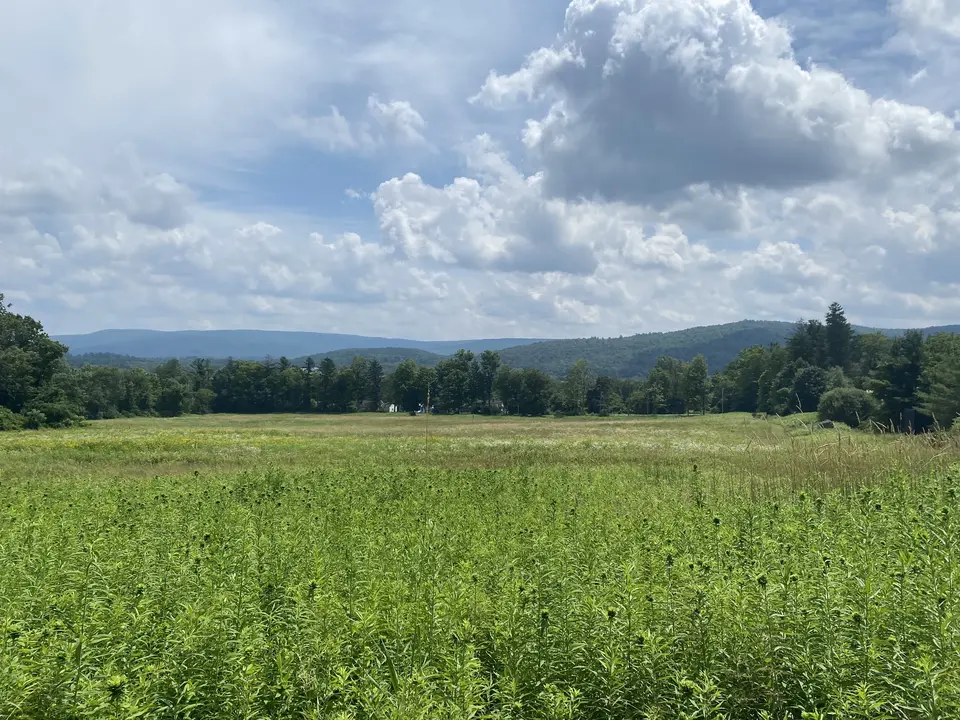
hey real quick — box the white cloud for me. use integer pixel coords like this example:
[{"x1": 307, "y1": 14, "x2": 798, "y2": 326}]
[
  {"x1": 894, "y1": 0, "x2": 960, "y2": 39},
  {"x1": 0, "y1": 0, "x2": 313, "y2": 170},
  {"x1": 285, "y1": 95, "x2": 428, "y2": 154},
  {"x1": 366, "y1": 96, "x2": 427, "y2": 146},
  {"x1": 284, "y1": 109, "x2": 370, "y2": 154},
  {"x1": 619, "y1": 224, "x2": 718, "y2": 272},
  {"x1": 476, "y1": 0, "x2": 959, "y2": 204},
  {"x1": 374, "y1": 136, "x2": 596, "y2": 273}
]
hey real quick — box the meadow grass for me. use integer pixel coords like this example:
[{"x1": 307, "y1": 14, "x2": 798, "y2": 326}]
[{"x1": 1, "y1": 413, "x2": 959, "y2": 718}]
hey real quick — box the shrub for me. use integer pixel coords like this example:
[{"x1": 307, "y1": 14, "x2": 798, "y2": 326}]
[
  {"x1": 39, "y1": 403, "x2": 81, "y2": 428},
  {"x1": 818, "y1": 388, "x2": 879, "y2": 428},
  {"x1": 22, "y1": 409, "x2": 46, "y2": 430},
  {"x1": 0, "y1": 407, "x2": 24, "y2": 431},
  {"x1": 21, "y1": 402, "x2": 82, "y2": 429}
]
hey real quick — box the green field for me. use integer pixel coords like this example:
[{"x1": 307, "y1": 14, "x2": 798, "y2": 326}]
[{"x1": 2, "y1": 414, "x2": 960, "y2": 719}]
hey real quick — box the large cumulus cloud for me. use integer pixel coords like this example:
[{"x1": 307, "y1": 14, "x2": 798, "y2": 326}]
[{"x1": 475, "y1": 0, "x2": 959, "y2": 204}]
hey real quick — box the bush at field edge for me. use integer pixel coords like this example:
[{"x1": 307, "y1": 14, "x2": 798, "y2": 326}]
[{"x1": 818, "y1": 387, "x2": 879, "y2": 429}]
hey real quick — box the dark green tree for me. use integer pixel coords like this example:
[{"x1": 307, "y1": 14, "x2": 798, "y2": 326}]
[
  {"x1": 367, "y1": 359, "x2": 384, "y2": 410},
  {"x1": 588, "y1": 376, "x2": 622, "y2": 415},
  {"x1": 872, "y1": 329, "x2": 924, "y2": 430},
  {"x1": 348, "y1": 356, "x2": 370, "y2": 410},
  {"x1": 787, "y1": 319, "x2": 828, "y2": 367},
  {"x1": 434, "y1": 350, "x2": 474, "y2": 413},
  {"x1": 474, "y1": 350, "x2": 501, "y2": 413},
  {"x1": 824, "y1": 302, "x2": 853, "y2": 370},
  {"x1": 315, "y1": 358, "x2": 337, "y2": 412},
  {"x1": 851, "y1": 332, "x2": 891, "y2": 384},
  {"x1": 919, "y1": 333, "x2": 960, "y2": 429},
  {"x1": 0, "y1": 294, "x2": 70, "y2": 415},
  {"x1": 683, "y1": 354, "x2": 710, "y2": 414},
  {"x1": 561, "y1": 359, "x2": 592, "y2": 415}
]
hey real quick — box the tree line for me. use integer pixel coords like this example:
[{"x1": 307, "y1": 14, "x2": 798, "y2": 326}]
[{"x1": 1, "y1": 295, "x2": 957, "y2": 430}]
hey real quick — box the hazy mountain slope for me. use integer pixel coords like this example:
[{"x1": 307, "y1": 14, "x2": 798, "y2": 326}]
[
  {"x1": 66, "y1": 353, "x2": 163, "y2": 370},
  {"x1": 297, "y1": 347, "x2": 446, "y2": 371},
  {"x1": 59, "y1": 322, "x2": 959, "y2": 378},
  {"x1": 498, "y1": 320, "x2": 797, "y2": 376},
  {"x1": 500, "y1": 321, "x2": 960, "y2": 377},
  {"x1": 53, "y1": 329, "x2": 545, "y2": 360}
]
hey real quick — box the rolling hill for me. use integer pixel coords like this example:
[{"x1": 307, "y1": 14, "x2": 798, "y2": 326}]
[
  {"x1": 498, "y1": 321, "x2": 960, "y2": 377},
  {"x1": 54, "y1": 329, "x2": 545, "y2": 360},
  {"x1": 498, "y1": 320, "x2": 796, "y2": 377},
  {"x1": 297, "y1": 347, "x2": 446, "y2": 372},
  {"x1": 59, "y1": 321, "x2": 960, "y2": 378}
]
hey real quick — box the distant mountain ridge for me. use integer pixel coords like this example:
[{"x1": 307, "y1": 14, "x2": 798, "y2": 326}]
[
  {"x1": 55, "y1": 329, "x2": 546, "y2": 360},
  {"x1": 499, "y1": 321, "x2": 960, "y2": 377},
  {"x1": 59, "y1": 321, "x2": 960, "y2": 378}
]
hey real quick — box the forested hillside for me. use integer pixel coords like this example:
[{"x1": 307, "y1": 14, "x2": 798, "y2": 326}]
[
  {"x1": 498, "y1": 320, "x2": 796, "y2": 376},
  {"x1": 296, "y1": 347, "x2": 445, "y2": 372},
  {"x1": 4, "y1": 293, "x2": 958, "y2": 432},
  {"x1": 54, "y1": 328, "x2": 544, "y2": 359},
  {"x1": 59, "y1": 322, "x2": 796, "y2": 374}
]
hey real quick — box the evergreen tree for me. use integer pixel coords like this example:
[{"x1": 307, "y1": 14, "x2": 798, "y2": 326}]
[
  {"x1": 825, "y1": 302, "x2": 853, "y2": 370},
  {"x1": 787, "y1": 319, "x2": 828, "y2": 367},
  {"x1": 872, "y1": 330, "x2": 924, "y2": 430},
  {"x1": 315, "y1": 358, "x2": 337, "y2": 412},
  {"x1": 919, "y1": 333, "x2": 960, "y2": 428},
  {"x1": 851, "y1": 332, "x2": 891, "y2": 384}
]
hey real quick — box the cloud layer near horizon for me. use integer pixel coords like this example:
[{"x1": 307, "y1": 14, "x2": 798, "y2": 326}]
[{"x1": 2, "y1": 0, "x2": 960, "y2": 338}]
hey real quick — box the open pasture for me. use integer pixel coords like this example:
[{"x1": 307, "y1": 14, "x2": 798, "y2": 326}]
[{"x1": 2, "y1": 413, "x2": 960, "y2": 718}]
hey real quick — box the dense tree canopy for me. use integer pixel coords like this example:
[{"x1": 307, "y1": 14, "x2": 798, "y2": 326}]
[{"x1": 1, "y1": 298, "x2": 957, "y2": 430}]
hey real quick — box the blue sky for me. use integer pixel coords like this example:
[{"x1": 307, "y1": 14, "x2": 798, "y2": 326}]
[{"x1": 2, "y1": 0, "x2": 960, "y2": 339}]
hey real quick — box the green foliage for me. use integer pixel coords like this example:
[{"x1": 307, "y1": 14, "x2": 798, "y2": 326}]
[
  {"x1": 647, "y1": 356, "x2": 687, "y2": 414},
  {"x1": 825, "y1": 366, "x2": 851, "y2": 391},
  {"x1": 713, "y1": 345, "x2": 769, "y2": 413},
  {"x1": 389, "y1": 359, "x2": 429, "y2": 411},
  {"x1": 474, "y1": 350, "x2": 501, "y2": 412},
  {"x1": 28, "y1": 402, "x2": 81, "y2": 428},
  {"x1": 825, "y1": 302, "x2": 854, "y2": 370},
  {"x1": 495, "y1": 366, "x2": 553, "y2": 416},
  {"x1": 20, "y1": 408, "x2": 46, "y2": 430},
  {"x1": 0, "y1": 406, "x2": 23, "y2": 431},
  {"x1": 683, "y1": 354, "x2": 710, "y2": 414},
  {"x1": 500, "y1": 320, "x2": 798, "y2": 377},
  {"x1": 1, "y1": 414, "x2": 959, "y2": 718},
  {"x1": 0, "y1": 294, "x2": 69, "y2": 415},
  {"x1": 433, "y1": 350, "x2": 475, "y2": 413},
  {"x1": 559, "y1": 359, "x2": 592, "y2": 415},
  {"x1": 791, "y1": 364, "x2": 828, "y2": 414},
  {"x1": 872, "y1": 330, "x2": 925, "y2": 430},
  {"x1": 919, "y1": 333, "x2": 960, "y2": 429},
  {"x1": 300, "y1": 346, "x2": 445, "y2": 372},
  {"x1": 817, "y1": 388, "x2": 879, "y2": 428},
  {"x1": 4, "y1": 299, "x2": 957, "y2": 430},
  {"x1": 787, "y1": 319, "x2": 828, "y2": 367}
]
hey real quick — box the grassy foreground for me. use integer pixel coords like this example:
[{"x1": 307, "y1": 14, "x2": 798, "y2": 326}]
[{"x1": 1, "y1": 413, "x2": 960, "y2": 719}]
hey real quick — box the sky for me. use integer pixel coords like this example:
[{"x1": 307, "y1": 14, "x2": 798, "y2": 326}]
[{"x1": 2, "y1": 0, "x2": 960, "y2": 339}]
